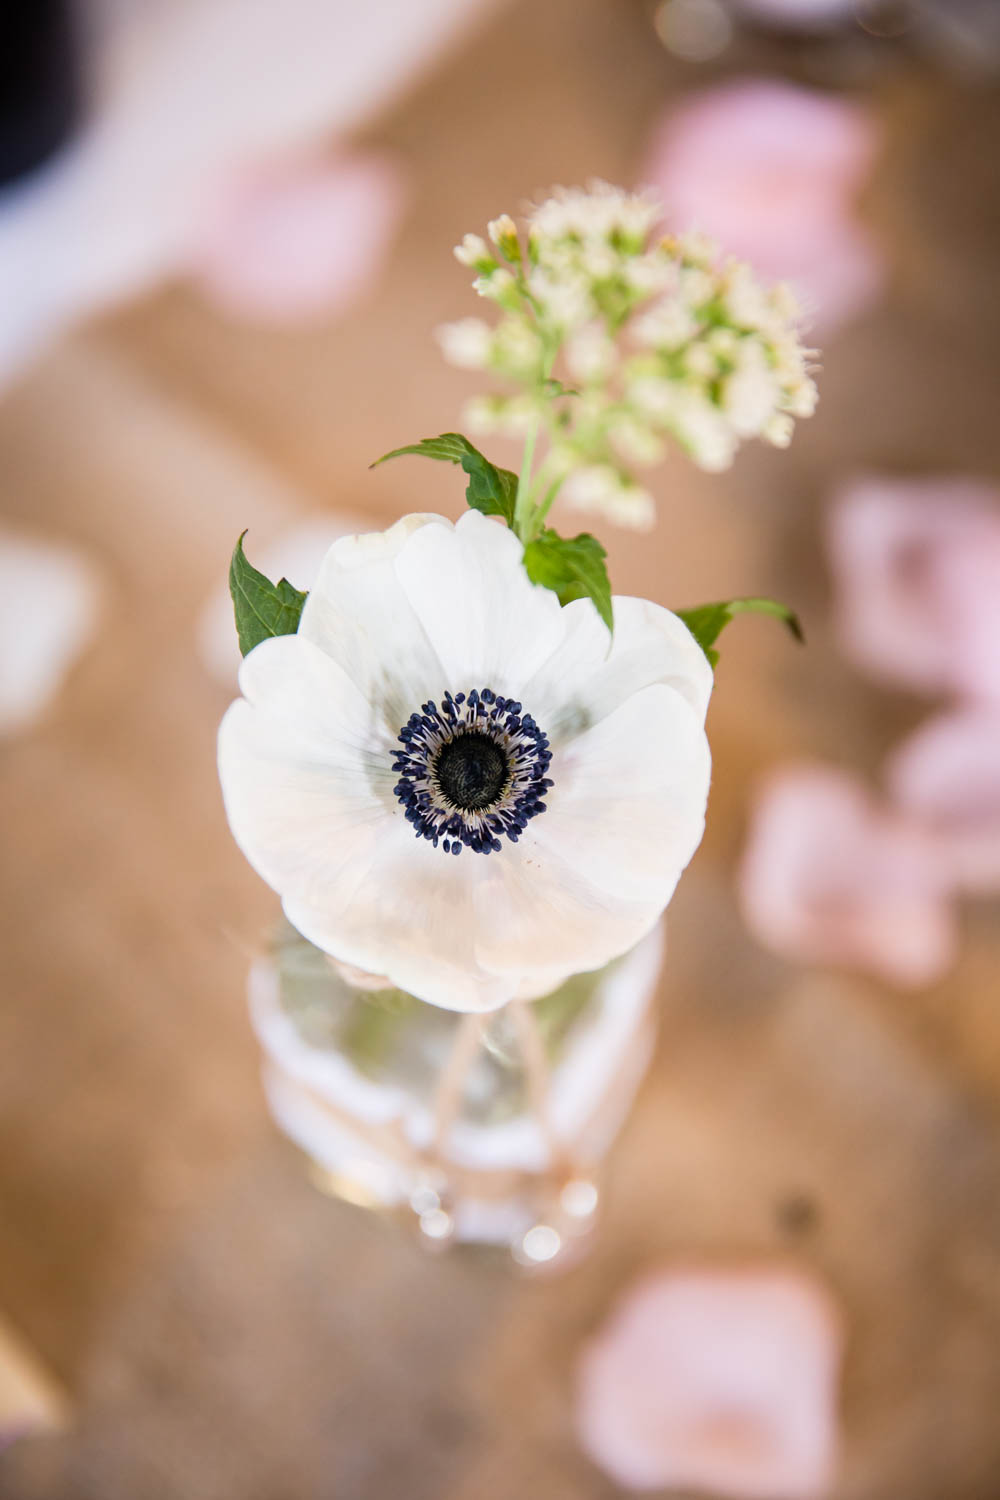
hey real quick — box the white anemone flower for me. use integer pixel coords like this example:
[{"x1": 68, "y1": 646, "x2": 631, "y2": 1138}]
[{"x1": 218, "y1": 510, "x2": 712, "y2": 1014}]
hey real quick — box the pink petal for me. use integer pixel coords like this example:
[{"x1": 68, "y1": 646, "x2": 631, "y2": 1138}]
[
  {"x1": 728, "y1": 0, "x2": 856, "y2": 25},
  {"x1": 191, "y1": 153, "x2": 406, "y2": 321},
  {"x1": 576, "y1": 1266, "x2": 843, "y2": 1498},
  {"x1": 738, "y1": 765, "x2": 956, "y2": 988},
  {"x1": 641, "y1": 79, "x2": 883, "y2": 330},
  {"x1": 828, "y1": 476, "x2": 1000, "y2": 702},
  {"x1": 887, "y1": 709, "x2": 1000, "y2": 895}
]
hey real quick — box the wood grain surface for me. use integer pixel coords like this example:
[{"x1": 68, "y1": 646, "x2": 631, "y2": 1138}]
[{"x1": 2, "y1": 2, "x2": 1000, "y2": 1496}]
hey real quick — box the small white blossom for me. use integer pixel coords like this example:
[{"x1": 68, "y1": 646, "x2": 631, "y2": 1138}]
[
  {"x1": 527, "y1": 267, "x2": 592, "y2": 331},
  {"x1": 462, "y1": 393, "x2": 539, "y2": 437},
  {"x1": 563, "y1": 465, "x2": 656, "y2": 531},
  {"x1": 453, "y1": 233, "x2": 495, "y2": 271},
  {"x1": 527, "y1": 181, "x2": 660, "y2": 250},
  {"x1": 722, "y1": 261, "x2": 774, "y2": 330},
  {"x1": 435, "y1": 317, "x2": 493, "y2": 369},
  {"x1": 708, "y1": 327, "x2": 739, "y2": 360},
  {"x1": 487, "y1": 213, "x2": 521, "y2": 262},
  {"x1": 472, "y1": 266, "x2": 520, "y2": 309},
  {"x1": 462, "y1": 394, "x2": 502, "y2": 434},
  {"x1": 581, "y1": 243, "x2": 619, "y2": 280},
  {"x1": 566, "y1": 324, "x2": 616, "y2": 383},
  {"x1": 666, "y1": 391, "x2": 737, "y2": 472},
  {"x1": 634, "y1": 299, "x2": 698, "y2": 351},
  {"x1": 623, "y1": 256, "x2": 676, "y2": 297},
  {"x1": 683, "y1": 342, "x2": 719, "y2": 380},
  {"x1": 785, "y1": 375, "x2": 819, "y2": 418},
  {"x1": 629, "y1": 375, "x2": 676, "y2": 422},
  {"x1": 764, "y1": 412, "x2": 795, "y2": 448},
  {"x1": 491, "y1": 319, "x2": 544, "y2": 378},
  {"x1": 670, "y1": 230, "x2": 718, "y2": 268},
  {"x1": 723, "y1": 343, "x2": 780, "y2": 437},
  {"x1": 609, "y1": 415, "x2": 665, "y2": 467},
  {"x1": 678, "y1": 266, "x2": 716, "y2": 310}
]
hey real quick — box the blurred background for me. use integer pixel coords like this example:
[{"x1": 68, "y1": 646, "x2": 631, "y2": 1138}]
[{"x1": 2, "y1": 0, "x2": 1000, "y2": 1496}]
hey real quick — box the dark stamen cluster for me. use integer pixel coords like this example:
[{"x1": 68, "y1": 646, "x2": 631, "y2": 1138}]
[{"x1": 392, "y1": 688, "x2": 552, "y2": 855}]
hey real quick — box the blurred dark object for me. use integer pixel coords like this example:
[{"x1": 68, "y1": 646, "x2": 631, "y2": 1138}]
[
  {"x1": 0, "y1": 0, "x2": 80, "y2": 187},
  {"x1": 648, "y1": 0, "x2": 1000, "y2": 77}
]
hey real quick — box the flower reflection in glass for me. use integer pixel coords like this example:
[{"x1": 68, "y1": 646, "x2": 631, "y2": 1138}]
[{"x1": 218, "y1": 510, "x2": 712, "y2": 1013}]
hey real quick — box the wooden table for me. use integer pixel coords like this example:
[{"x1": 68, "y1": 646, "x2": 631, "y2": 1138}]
[{"x1": 2, "y1": 3, "x2": 1000, "y2": 1495}]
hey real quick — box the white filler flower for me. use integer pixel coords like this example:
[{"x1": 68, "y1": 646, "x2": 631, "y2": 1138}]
[{"x1": 218, "y1": 510, "x2": 712, "y2": 1013}]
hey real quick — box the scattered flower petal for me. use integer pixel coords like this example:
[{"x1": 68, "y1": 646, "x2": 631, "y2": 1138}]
[
  {"x1": 643, "y1": 79, "x2": 883, "y2": 331},
  {"x1": 0, "y1": 529, "x2": 102, "y2": 735},
  {"x1": 728, "y1": 0, "x2": 855, "y2": 24},
  {"x1": 738, "y1": 766, "x2": 956, "y2": 988},
  {"x1": 0, "y1": 0, "x2": 497, "y2": 382},
  {"x1": 576, "y1": 1265, "x2": 843, "y2": 1497},
  {"x1": 828, "y1": 476, "x2": 1000, "y2": 702},
  {"x1": 887, "y1": 709, "x2": 1000, "y2": 895},
  {"x1": 190, "y1": 154, "x2": 405, "y2": 321},
  {"x1": 218, "y1": 510, "x2": 712, "y2": 1012}
]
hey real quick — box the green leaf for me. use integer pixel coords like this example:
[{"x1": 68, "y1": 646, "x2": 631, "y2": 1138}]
[
  {"x1": 460, "y1": 451, "x2": 518, "y2": 524},
  {"x1": 543, "y1": 377, "x2": 580, "y2": 398},
  {"x1": 676, "y1": 596, "x2": 804, "y2": 668},
  {"x1": 371, "y1": 433, "x2": 480, "y2": 468},
  {"x1": 229, "y1": 531, "x2": 308, "y2": 657},
  {"x1": 522, "y1": 528, "x2": 613, "y2": 633},
  {"x1": 370, "y1": 433, "x2": 517, "y2": 526}
]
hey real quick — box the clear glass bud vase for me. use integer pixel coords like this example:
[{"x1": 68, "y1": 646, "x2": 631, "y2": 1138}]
[{"x1": 248, "y1": 921, "x2": 664, "y2": 1270}]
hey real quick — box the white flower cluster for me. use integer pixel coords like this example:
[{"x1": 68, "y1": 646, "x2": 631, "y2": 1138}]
[{"x1": 438, "y1": 184, "x2": 818, "y2": 530}]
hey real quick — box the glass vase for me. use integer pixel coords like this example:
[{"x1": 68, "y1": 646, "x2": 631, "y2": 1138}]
[{"x1": 248, "y1": 920, "x2": 664, "y2": 1269}]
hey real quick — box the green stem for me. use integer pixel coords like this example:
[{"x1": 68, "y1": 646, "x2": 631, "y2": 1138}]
[
  {"x1": 513, "y1": 340, "x2": 561, "y2": 541},
  {"x1": 513, "y1": 418, "x2": 540, "y2": 540},
  {"x1": 528, "y1": 473, "x2": 565, "y2": 538}
]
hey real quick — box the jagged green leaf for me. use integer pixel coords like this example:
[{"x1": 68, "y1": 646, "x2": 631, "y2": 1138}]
[
  {"x1": 522, "y1": 528, "x2": 613, "y2": 633},
  {"x1": 371, "y1": 433, "x2": 480, "y2": 467},
  {"x1": 229, "y1": 531, "x2": 307, "y2": 657},
  {"x1": 676, "y1": 596, "x2": 804, "y2": 668},
  {"x1": 370, "y1": 433, "x2": 517, "y2": 525}
]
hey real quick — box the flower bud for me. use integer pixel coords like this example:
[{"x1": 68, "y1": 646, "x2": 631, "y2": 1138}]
[
  {"x1": 487, "y1": 213, "x2": 521, "y2": 262},
  {"x1": 472, "y1": 267, "x2": 521, "y2": 311},
  {"x1": 453, "y1": 233, "x2": 496, "y2": 273}
]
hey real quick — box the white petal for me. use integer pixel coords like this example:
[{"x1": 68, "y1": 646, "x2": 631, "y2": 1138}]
[
  {"x1": 470, "y1": 846, "x2": 661, "y2": 994},
  {"x1": 298, "y1": 512, "x2": 451, "y2": 729},
  {"x1": 286, "y1": 813, "x2": 671, "y2": 1013},
  {"x1": 236, "y1": 633, "x2": 393, "y2": 762},
  {"x1": 393, "y1": 509, "x2": 566, "y2": 696},
  {"x1": 531, "y1": 683, "x2": 711, "y2": 902},
  {"x1": 281, "y1": 835, "x2": 516, "y2": 1013},
  {"x1": 219, "y1": 635, "x2": 395, "y2": 902},
  {"x1": 524, "y1": 595, "x2": 713, "y2": 744},
  {"x1": 465, "y1": 685, "x2": 710, "y2": 986},
  {"x1": 220, "y1": 697, "x2": 390, "y2": 902},
  {"x1": 0, "y1": 530, "x2": 103, "y2": 735}
]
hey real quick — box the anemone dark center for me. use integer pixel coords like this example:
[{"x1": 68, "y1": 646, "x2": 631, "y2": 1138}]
[
  {"x1": 392, "y1": 688, "x2": 552, "y2": 856},
  {"x1": 435, "y1": 732, "x2": 508, "y2": 811}
]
